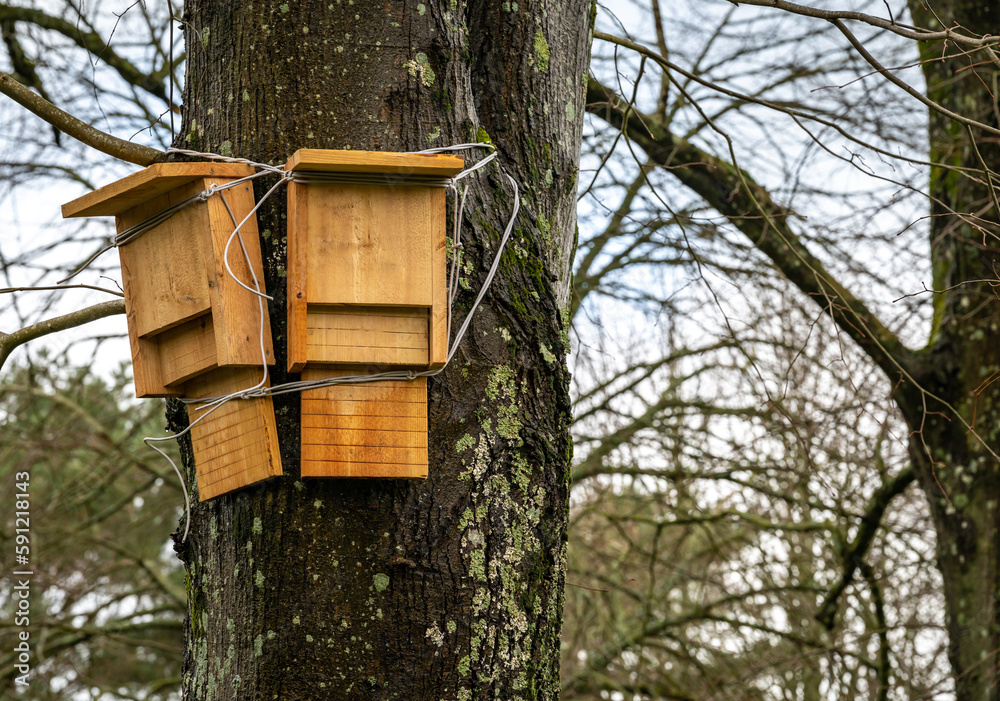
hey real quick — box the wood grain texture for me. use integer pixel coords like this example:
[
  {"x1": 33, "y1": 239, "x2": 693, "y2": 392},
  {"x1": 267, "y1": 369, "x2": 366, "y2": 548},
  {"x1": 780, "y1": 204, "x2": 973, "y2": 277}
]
[
  {"x1": 118, "y1": 179, "x2": 214, "y2": 339},
  {"x1": 205, "y1": 178, "x2": 275, "y2": 368},
  {"x1": 158, "y1": 313, "x2": 217, "y2": 386},
  {"x1": 62, "y1": 162, "x2": 254, "y2": 218},
  {"x1": 116, "y1": 178, "x2": 214, "y2": 398},
  {"x1": 285, "y1": 149, "x2": 463, "y2": 176},
  {"x1": 286, "y1": 181, "x2": 309, "y2": 373},
  {"x1": 128, "y1": 336, "x2": 183, "y2": 398},
  {"x1": 429, "y1": 188, "x2": 448, "y2": 368},
  {"x1": 299, "y1": 367, "x2": 428, "y2": 478},
  {"x1": 286, "y1": 176, "x2": 448, "y2": 372},
  {"x1": 305, "y1": 306, "x2": 429, "y2": 365},
  {"x1": 185, "y1": 367, "x2": 283, "y2": 501},
  {"x1": 304, "y1": 184, "x2": 434, "y2": 307},
  {"x1": 300, "y1": 413, "x2": 427, "y2": 432},
  {"x1": 108, "y1": 173, "x2": 273, "y2": 397}
]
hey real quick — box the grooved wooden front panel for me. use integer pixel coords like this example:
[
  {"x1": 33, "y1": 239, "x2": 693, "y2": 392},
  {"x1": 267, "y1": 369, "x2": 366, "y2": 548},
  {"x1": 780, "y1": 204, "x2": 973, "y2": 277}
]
[
  {"x1": 305, "y1": 306, "x2": 429, "y2": 365},
  {"x1": 186, "y1": 368, "x2": 283, "y2": 500},
  {"x1": 158, "y1": 314, "x2": 217, "y2": 386},
  {"x1": 285, "y1": 168, "x2": 449, "y2": 374},
  {"x1": 300, "y1": 367, "x2": 428, "y2": 478}
]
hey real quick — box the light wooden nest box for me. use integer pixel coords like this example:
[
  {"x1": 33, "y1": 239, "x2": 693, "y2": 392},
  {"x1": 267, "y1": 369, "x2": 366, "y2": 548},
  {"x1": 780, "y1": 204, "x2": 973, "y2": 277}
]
[
  {"x1": 62, "y1": 163, "x2": 283, "y2": 500},
  {"x1": 285, "y1": 149, "x2": 465, "y2": 479}
]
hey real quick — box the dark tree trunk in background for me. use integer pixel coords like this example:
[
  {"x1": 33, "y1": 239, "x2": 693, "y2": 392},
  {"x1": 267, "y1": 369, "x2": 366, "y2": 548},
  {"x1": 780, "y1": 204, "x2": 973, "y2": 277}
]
[
  {"x1": 172, "y1": 1, "x2": 591, "y2": 698},
  {"x1": 906, "y1": 1, "x2": 1000, "y2": 698}
]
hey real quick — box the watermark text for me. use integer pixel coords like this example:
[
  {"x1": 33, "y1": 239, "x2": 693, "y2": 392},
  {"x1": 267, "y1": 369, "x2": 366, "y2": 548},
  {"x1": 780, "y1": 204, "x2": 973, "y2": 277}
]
[{"x1": 12, "y1": 470, "x2": 31, "y2": 688}]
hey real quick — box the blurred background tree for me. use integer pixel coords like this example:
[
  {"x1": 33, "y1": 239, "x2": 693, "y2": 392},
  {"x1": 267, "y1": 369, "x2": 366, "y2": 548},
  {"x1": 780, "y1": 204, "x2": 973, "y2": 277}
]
[
  {"x1": 0, "y1": 361, "x2": 184, "y2": 700},
  {"x1": 565, "y1": 1, "x2": 997, "y2": 699}
]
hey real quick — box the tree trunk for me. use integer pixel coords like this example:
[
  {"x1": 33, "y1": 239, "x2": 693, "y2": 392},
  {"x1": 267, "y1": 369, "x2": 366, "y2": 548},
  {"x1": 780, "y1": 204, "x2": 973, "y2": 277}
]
[
  {"x1": 906, "y1": 2, "x2": 1000, "y2": 698},
  {"x1": 171, "y1": 1, "x2": 591, "y2": 698}
]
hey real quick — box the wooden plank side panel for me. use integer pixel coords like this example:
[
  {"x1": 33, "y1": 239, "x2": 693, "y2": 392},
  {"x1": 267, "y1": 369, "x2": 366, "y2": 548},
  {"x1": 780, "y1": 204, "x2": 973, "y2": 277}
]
[
  {"x1": 302, "y1": 427, "x2": 428, "y2": 448},
  {"x1": 129, "y1": 335, "x2": 184, "y2": 398},
  {"x1": 303, "y1": 345, "x2": 428, "y2": 366},
  {"x1": 302, "y1": 445, "x2": 426, "y2": 463},
  {"x1": 299, "y1": 367, "x2": 427, "y2": 478},
  {"x1": 308, "y1": 306, "x2": 429, "y2": 332},
  {"x1": 205, "y1": 179, "x2": 275, "y2": 367},
  {"x1": 429, "y1": 188, "x2": 448, "y2": 368},
  {"x1": 186, "y1": 368, "x2": 283, "y2": 501},
  {"x1": 158, "y1": 313, "x2": 218, "y2": 386},
  {"x1": 301, "y1": 398, "x2": 427, "y2": 418},
  {"x1": 304, "y1": 184, "x2": 434, "y2": 308},
  {"x1": 117, "y1": 179, "x2": 216, "y2": 398},
  {"x1": 287, "y1": 181, "x2": 309, "y2": 372},
  {"x1": 307, "y1": 326, "x2": 427, "y2": 349}
]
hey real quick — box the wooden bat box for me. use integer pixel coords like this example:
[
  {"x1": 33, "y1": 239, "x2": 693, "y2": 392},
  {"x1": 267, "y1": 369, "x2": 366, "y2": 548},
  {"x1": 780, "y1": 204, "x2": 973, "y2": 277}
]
[
  {"x1": 285, "y1": 149, "x2": 464, "y2": 479},
  {"x1": 62, "y1": 162, "x2": 283, "y2": 500}
]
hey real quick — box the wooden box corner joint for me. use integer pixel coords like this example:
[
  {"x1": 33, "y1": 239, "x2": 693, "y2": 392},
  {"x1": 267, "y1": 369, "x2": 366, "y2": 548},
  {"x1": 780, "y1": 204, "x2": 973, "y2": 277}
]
[
  {"x1": 62, "y1": 162, "x2": 283, "y2": 500},
  {"x1": 285, "y1": 149, "x2": 464, "y2": 479}
]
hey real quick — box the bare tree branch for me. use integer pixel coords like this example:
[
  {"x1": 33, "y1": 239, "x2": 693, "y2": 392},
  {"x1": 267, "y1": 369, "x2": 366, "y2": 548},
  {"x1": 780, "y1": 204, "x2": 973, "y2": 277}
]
[
  {"x1": 585, "y1": 75, "x2": 916, "y2": 387},
  {"x1": 0, "y1": 72, "x2": 166, "y2": 165},
  {"x1": 0, "y1": 299, "x2": 125, "y2": 371},
  {"x1": 0, "y1": 4, "x2": 173, "y2": 103},
  {"x1": 729, "y1": 0, "x2": 1000, "y2": 68},
  {"x1": 859, "y1": 561, "x2": 892, "y2": 701},
  {"x1": 831, "y1": 18, "x2": 1000, "y2": 138},
  {"x1": 815, "y1": 467, "x2": 916, "y2": 629}
]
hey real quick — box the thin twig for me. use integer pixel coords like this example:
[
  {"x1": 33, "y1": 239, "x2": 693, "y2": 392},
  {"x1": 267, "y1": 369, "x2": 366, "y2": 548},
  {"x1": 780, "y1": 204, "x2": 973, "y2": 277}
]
[
  {"x1": 566, "y1": 577, "x2": 636, "y2": 593},
  {"x1": 0, "y1": 284, "x2": 124, "y2": 297}
]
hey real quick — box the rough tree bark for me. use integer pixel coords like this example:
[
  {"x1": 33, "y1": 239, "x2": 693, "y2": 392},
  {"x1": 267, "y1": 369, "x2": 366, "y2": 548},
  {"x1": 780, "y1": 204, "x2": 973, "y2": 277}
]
[
  {"x1": 171, "y1": 1, "x2": 591, "y2": 699},
  {"x1": 906, "y1": 2, "x2": 1000, "y2": 698}
]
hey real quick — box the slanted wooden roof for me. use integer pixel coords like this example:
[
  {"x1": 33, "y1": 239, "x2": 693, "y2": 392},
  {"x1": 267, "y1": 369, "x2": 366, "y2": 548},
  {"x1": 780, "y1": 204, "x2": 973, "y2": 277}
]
[{"x1": 62, "y1": 162, "x2": 256, "y2": 218}]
